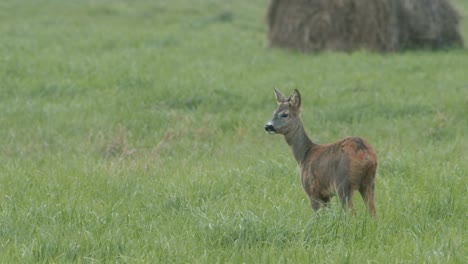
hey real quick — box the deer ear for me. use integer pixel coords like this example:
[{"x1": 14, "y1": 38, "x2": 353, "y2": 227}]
[
  {"x1": 288, "y1": 89, "x2": 301, "y2": 109},
  {"x1": 274, "y1": 88, "x2": 287, "y2": 103}
]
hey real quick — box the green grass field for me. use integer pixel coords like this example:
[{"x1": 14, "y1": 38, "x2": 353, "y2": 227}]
[{"x1": 1, "y1": 0, "x2": 467, "y2": 263}]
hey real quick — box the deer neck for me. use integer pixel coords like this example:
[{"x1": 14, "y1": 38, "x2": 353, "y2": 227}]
[{"x1": 283, "y1": 121, "x2": 315, "y2": 165}]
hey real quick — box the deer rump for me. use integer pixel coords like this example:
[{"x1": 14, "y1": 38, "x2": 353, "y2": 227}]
[{"x1": 300, "y1": 137, "x2": 377, "y2": 209}]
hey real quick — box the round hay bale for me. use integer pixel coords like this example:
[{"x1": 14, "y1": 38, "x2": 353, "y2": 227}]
[
  {"x1": 397, "y1": 0, "x2": 464, "y2": 49},
  {"x1": 266, "y1": 0, "x2": 463, "y2": 52}
]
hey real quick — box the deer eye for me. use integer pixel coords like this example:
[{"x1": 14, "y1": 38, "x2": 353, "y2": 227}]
[{"x1": 281, "y1": 113, "x2": 289, "y2": 118}]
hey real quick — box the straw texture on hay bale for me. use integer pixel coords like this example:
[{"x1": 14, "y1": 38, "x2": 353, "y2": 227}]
[{"x1": 266, "y1": 0, "x2": 463, "y2": 52}]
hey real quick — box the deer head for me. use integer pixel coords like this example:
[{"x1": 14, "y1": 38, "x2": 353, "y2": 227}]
[{"x1": 265, "y1": 88, "x2": 302, "y2": 135}]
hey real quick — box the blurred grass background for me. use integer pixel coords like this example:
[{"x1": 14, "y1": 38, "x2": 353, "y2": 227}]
[{"x1": 0, "y1": 0, "x2": 467, "y2": 262}]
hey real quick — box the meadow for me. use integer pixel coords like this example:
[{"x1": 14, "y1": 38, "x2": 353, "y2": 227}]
[{"x1": 0, "y1": 0, "x2": 467, "y2": 263}]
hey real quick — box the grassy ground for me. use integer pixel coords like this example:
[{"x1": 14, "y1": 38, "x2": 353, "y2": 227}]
[{"x1": 1, "y1": 0, "x2": 467, "y2": 263}]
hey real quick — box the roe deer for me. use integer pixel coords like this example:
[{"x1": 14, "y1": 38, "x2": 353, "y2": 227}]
[{"x1": 265, "y1": 88, "x2": 378, "y2": 217}]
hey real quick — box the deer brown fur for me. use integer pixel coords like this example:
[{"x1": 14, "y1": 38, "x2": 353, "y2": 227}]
[{"x1": 265, "y1": 88, "x2": 378, "y2": 216}]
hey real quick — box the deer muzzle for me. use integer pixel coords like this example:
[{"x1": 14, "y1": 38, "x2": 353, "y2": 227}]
[{"x1": 264, "y1": 122, "x2": 276, "y2": 133}]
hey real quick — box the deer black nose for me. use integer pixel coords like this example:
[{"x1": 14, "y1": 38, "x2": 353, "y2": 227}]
[{"x1": 265, "y1": 124, "x2": 275, "y2": 133}]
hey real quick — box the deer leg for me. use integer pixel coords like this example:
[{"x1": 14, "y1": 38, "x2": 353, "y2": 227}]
[
  {"x1": 309, "y1": 195, "x2": 330, "y2": 211},
  {"x1": 337, "y1": 183, "x2": 355, "y2": 213},
  {"x1": 359, "y1": 183, "x2": 377, "y2": 217},
  {"x1": 310, "y1": 198, "x2": 322, "y2": 211}
]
